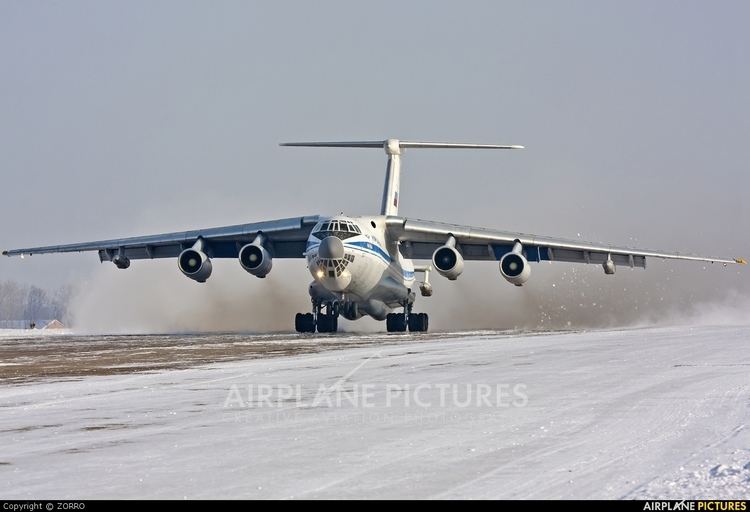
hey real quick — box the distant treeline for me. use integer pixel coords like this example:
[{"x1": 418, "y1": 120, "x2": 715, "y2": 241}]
[{"x1": 0, "y1": 280, "x2": 73, "y2": 323}]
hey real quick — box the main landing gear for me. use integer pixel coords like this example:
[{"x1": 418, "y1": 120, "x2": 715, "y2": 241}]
[
  {"x1": 386, "y1": 303, "x2": 429, "y2": 333},
  {"x1": 296, "y1": 299, "x2": 428, "y2": 334},
  {"x1": 295, "y1": 300, "x2": 339, "y2": 333}
]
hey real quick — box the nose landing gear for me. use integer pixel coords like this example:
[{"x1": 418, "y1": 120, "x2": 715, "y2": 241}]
[{"x1": 295, "y1": 300, "x2": 340, "y2": 333}]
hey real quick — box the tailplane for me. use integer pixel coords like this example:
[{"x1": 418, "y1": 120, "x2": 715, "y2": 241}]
[{"x1": 280, "y1": 139, "x2": 523, "y2": 216}]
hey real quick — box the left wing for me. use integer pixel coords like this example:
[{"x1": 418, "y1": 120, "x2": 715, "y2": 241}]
[
  {"x1": 386, "y1": 217, "x2": 745, "y2": 269},
  {"x1": 3, "y1": 216, "x2": 320, "y2": 262}
]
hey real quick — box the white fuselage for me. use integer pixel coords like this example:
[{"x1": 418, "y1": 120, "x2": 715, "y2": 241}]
[{"x1": 304, "y1": 216, "x2": 415, "y2": 319}]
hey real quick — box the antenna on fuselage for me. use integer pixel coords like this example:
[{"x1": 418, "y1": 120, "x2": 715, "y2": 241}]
[{"x1": 280, "y1": 139, "x2": 524, "y2": 216}]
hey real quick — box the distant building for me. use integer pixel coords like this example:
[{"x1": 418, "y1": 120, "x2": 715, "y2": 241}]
[{"x1": 42, "y1": 319, "x2": 65, "y2": 330}]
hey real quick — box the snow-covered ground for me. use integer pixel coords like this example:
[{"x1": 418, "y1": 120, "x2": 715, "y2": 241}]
[
  {"x1": 0, "y1": 325, "x2": 748, "y2": 499},
  {"x1": 0, "y1": 328, "x2": 72, "y2": 337}
]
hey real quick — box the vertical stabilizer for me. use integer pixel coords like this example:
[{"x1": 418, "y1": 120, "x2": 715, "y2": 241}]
[{"x1": 380, "y1": 139, "x2": 402, "y2": 216}]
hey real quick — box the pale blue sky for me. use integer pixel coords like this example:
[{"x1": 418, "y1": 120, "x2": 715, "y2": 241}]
[{"x1": 0, "y1": 1, "x2": 748, "y2": 328}]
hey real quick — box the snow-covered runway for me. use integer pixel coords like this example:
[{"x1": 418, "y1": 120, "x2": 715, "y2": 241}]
[{"x1": 1, "y1": 326, "x2": 748, "y2": 499}]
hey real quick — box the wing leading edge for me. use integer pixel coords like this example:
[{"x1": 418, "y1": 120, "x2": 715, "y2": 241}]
[
  {"x1": 386, "y1": 217, "x2": 745, "y2": 268},
  {"x1": 2, "y1": 216, "x2": 320, "y2": 262}
]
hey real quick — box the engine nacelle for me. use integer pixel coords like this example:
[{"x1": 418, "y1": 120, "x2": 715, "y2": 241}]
[
  {"x1": 239, "y1": 243, "x2": 273, "y2": 278},
  {"x1": 499, "y1": 251, "x2": 530, "y2": 286},
  {"x1": 178, "y1": 248, "x2": 213, "y2": 282},
  {"x1": 432, "y1": 245, "x2": 464, "y2": 280}
]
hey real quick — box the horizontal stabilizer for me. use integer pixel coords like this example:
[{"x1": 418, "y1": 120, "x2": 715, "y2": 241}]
[
  {"x1": 281, "y1": 138, "x2": 523, "y2": 216},
  {"x1": 281, "y1": 139, "x2": 524, "y2": 150}
]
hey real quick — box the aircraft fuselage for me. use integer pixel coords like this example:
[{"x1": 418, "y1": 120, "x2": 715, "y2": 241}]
[{"x1": 305, "y1": 216, "x2": 415, "y2": 320}]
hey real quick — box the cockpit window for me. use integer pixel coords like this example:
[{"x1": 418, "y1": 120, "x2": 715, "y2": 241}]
[{"x1": 313, "y1": 220, "x2": 361, "y2": 240}]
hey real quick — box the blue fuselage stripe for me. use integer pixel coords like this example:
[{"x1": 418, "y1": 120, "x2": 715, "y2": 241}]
[
  {"x1": 307, "y1": 238, "x2": 413, "y2": 280},
  {"x1": 346, "y1": 241, "x2": 392, "y2": 263}
]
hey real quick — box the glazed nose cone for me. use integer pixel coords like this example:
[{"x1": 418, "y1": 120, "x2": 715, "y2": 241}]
[{"x1": 319, "y1": 236, "x2": 344, "y2": 259}]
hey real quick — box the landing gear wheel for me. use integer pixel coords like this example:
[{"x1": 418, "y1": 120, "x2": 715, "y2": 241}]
[
  {"x1": 386, "y1": 313, "x2": 407, "y2": 333},
  {"x1": 295, "y1": 312, "x2": 315, "y2": 333},
  {"x1": 317, "y1": 313, "x2": 339, "y2": 333},
  {"x1": 408, "y1": 312, "x2": 429, "y2": 332}
]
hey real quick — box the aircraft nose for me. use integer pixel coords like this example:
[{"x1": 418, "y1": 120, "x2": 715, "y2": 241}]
[{"x1": 318, "y1": 236, "x2": 344, "y2": 259}]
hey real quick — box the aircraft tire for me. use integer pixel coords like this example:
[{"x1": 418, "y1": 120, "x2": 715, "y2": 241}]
[
  {"x1": 295, "y1": 313, "x2": 315, "y2": 333},
  {"x1": 317, "y1": 313, "x2": 337, "y2": 333},
  {"x1": 387, "y1": 313, "x2": 407, "y2": 332},
  {"x1": 409, "y1": 313, "x2": 428, "y2": 332}
]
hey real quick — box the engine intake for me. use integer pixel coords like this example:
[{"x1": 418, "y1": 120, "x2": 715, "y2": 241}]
[
  {"x1": 239, "y1": 242, "x2": 273, "y2": 278},
  {"x1": 178, "y1": 248, "x2": 212, "y2": 282},
  {"x1": 499, "y1": 251, "x2": 530, "y2": 286},
  {"x1": 432, "y1": 240, "x2": 464, "y2": 280}
]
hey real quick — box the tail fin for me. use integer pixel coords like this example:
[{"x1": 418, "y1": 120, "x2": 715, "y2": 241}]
[{"x1": 280, "y1": 139, "x2": 523, "y2": 216}]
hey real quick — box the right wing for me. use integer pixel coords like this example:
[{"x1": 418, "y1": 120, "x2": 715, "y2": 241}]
[
  {"x1": 387, "y1": 216, "x2": 745, "y2": 268},
  {"x1": 2, "y1": 216, "x2": 320, "y2": 262}
]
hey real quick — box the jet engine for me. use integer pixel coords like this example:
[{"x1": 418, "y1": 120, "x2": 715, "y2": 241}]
[
  {"x1": 239, "y1": 241, "x2": 273, "y2": 278},
  {"x1": 178, "y1": 246, "x2": 212, "y2": 282},
  {"x1": 432, "y1": 237, "x2": 464, "y2": 280},
  {"x1": 499, "y1": 241, "x2": 530, "y2": 286}
]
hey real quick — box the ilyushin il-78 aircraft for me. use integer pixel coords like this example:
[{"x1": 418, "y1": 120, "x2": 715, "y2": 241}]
[{"x1": 3, "y1": 139, "x2": 746, "y2": 333}]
